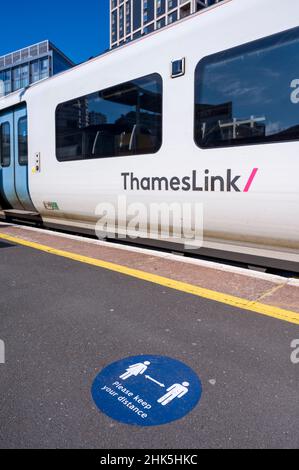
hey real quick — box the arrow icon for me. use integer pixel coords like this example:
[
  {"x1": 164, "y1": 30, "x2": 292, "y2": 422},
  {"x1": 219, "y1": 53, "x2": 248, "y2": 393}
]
[{"x1": 145, "y1": 375, "x2": 165, "y2": 387}]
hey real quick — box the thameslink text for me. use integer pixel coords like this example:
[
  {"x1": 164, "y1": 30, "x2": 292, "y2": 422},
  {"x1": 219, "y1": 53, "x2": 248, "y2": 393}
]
[{"x1": 121, "y1": 170, "x2": 242, "y2": 192}]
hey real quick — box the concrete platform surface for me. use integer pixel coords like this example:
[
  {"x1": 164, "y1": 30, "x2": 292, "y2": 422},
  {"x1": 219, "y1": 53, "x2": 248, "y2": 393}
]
[
  {"x1": 0, "y1": 223, "x2": 298, "y2": 318},
  {"x1": 0, "y1": 223, "x2": 298, "y2": 449}
]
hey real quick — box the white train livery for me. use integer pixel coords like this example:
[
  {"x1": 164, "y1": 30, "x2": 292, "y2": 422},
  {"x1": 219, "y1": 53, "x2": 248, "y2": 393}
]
[{"x1": 0, "y1": 0, "x2": 299, "y2": 271}]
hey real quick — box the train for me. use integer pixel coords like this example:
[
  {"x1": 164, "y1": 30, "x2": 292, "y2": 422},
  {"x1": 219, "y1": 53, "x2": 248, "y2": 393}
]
[{"x1": 0, "y1": 0, "x2": 299, "y2": 271}]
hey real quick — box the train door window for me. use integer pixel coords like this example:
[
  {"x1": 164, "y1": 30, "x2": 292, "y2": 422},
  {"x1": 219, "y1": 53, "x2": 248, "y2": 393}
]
[
  {"x1": 0, "y1": 122, "x2": 11, "y2": 167},
  {"x1": 18, "y1": 116, "x2": 28, "y2": 165},
  {"x1": 195, "y1": 26, "x2": 299, "y2": 148},
  {"x1": 56, "y1": 73, "x2": 162, "y2": 161}
]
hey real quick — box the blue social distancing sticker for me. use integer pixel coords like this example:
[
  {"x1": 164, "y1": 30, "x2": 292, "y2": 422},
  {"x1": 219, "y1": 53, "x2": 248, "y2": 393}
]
[{"x1": 91, "y1": 355, "x2": 202, "y2": 426}]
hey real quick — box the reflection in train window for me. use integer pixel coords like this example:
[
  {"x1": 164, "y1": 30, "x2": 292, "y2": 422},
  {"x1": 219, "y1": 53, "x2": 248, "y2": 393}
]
[
  {"x1": 18, "y1": 116, "x2": 28, "y2": 165},
  {"x1": 56, "y1": 73, "x2": 162, "y2": 161},
  {"x1": 0, "y1": 122, "x2": 11, "y2": 167},
  {"x1": 195, "y1": 27, "x2": 299, "y2": 148}
]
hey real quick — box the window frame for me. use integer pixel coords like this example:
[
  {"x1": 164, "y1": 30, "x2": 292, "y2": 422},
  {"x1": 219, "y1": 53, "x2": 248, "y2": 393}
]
[
  {"x1": 17, "y1": 115, "x2": 28, "y2": 166},
  {"x1": 0, "y1": 121, "x2": 11, "y2": 168},
  {"x1": 194, "y1": 26, "x2": 299, "y2": 150},
  {"x1": 55, "y1": 72, "x2": 163, "y2": 163}
]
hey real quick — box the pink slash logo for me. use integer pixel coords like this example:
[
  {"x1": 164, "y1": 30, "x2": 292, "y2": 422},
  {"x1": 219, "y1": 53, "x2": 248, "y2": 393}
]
[{"x1": 243, "y1": 168, "x2": 259, "y2": 192}]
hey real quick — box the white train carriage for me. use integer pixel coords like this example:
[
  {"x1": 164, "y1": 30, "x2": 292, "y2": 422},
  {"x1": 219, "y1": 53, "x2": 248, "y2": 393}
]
[{"x1": 0, "y1": 0, "x2": 299, "y2": 271}]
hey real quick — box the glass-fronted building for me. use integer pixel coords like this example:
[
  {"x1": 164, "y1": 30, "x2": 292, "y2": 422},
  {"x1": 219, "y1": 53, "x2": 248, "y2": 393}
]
[
  {"x1": 110, "y1": 0, "x2": 223, "y2": 48},
  {"x1": 0, "y1": 41, "x2": 74, "y2": 97}
]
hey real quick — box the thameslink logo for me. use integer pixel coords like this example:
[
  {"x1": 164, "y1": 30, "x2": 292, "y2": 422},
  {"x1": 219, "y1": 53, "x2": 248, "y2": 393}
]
[
  {"x1": 95, "y1": 168, "x2": 258, "y2": 249},
  {"x1": 121, "y1": 168, "x2": 259, "y2": 193}
]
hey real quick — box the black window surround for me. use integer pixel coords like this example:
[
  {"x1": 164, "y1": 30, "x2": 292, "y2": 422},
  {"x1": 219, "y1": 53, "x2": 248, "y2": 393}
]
[
  {"x1": 0, "y1": 122, "x2": 11, "y2": 167},
  {"x1": 195, "y1": 26, "x2": 299, "y2": 149},
  {"x1": 56, "y1": 73, "x2": 163, "y2": 162},
  {"x1": 18, "y1": 116, "x2": 28, "y2": 166}
]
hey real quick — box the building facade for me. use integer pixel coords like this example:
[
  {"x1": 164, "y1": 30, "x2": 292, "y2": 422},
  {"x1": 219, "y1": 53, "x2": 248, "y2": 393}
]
[
  {"x1": 0, "y1": 41, "x2": 74, "y2": 97},
  {"x1": 110, "y1": 0, "x2": 223, "y2": 48}
]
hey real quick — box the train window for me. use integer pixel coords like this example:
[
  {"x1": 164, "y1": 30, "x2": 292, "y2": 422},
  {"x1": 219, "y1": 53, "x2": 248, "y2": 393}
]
[
  {"x1": 195, "y1": 27, "x2": 299, "y2": 148},
  {"x1": 18, "y1": 116, "x2": 28, "y2": 165},
  {"x1": 56, "y1": 73, "x2": 162, "y2": 162},
  {"x1": 0, "y1": 122, "x2": 11, "y2": 167}
]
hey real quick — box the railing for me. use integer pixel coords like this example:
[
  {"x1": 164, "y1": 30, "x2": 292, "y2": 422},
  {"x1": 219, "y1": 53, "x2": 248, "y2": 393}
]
[{"x1": 0, "y1": 41, "x2": 49, "y2": 71}]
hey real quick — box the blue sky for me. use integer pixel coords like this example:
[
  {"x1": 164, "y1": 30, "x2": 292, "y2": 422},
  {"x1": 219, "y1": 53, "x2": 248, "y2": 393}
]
[{"x1": 0, "y1": 0, "x2": 110, "y2": 63}]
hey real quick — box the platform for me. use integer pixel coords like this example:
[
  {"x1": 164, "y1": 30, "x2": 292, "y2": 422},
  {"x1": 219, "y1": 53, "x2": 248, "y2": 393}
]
[{"x1": 0, "y1": 223, "x2": 298, "y2": 449}]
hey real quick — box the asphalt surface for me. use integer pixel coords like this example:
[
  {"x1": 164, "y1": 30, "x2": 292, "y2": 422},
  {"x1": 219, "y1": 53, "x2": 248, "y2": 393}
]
[{"x1": 0, "y1": 240, "x2": 298, "y2": 449}]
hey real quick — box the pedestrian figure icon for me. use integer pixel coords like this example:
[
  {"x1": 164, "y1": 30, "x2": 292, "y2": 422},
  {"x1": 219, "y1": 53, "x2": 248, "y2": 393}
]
[
  {"x1": 119, "y1": 361, "x2": 150, "y2": 380},
  {"x1": 157, "y1": 382, "x2": 189, "y2": 406}
]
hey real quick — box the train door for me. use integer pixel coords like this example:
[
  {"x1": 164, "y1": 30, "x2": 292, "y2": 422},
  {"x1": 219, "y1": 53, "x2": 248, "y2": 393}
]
[
  {"x1": 0, "y1": 114, "x2": 11, "y2": 210},
  {"x1": 13, "y1": 107, "x2": 36, "y2": 211},
  {"x1": 0, "y1": 109, "x2": 22, "y2": 209},
  {"x1": 0, "y1": 106, "x2": 35, "y2": 212}
]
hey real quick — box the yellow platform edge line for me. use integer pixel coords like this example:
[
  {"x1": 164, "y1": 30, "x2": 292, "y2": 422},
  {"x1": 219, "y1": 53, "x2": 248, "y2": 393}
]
[{"x1": 1, "y1": 231, "x2": 299, "y2": 326}]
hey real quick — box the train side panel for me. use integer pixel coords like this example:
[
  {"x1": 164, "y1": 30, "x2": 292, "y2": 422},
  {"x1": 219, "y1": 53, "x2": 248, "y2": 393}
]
[{"x1": 1, "y1": 0, "x2": 298, "y2": 267}]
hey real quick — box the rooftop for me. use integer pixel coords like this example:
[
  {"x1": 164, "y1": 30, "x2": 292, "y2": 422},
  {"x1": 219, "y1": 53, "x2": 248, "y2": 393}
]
[{"x1": 0, "y1": 40, "x2": 74, "y2": 71}]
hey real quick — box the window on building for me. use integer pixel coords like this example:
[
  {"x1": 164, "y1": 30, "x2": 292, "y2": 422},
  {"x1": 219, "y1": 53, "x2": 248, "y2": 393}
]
[
  {"x1": 12, "y1": 67, "x2": 21, "y2": 91},
  {"x1": 143, "y1": 23, "x2": 155, "y2": 35},
  {"x1": 0, "y1": 70, "x2": 11, "y2": 96},
  {"x1": 157, "y1": 17, "x2": 165, "y2": 29},
  {"x1": 31, "y1": 61, "x2": 40, "y2": 83},
  {"x1": 18, "y1": 116, "x2": 28, "y2": 165},
  {"x1": 168, "y1": 0, "x2": 177, "y2": 10},
  {"x1": 112, "y1": 10, "x2": 118, "y2": 42},
  {"x1": 0, "y1": 74, "x2": 4, "y2": 97},
  {"x1": 168, "y1": 11, "x2": 177, "y2": 24},
  {"x1": 142, "y1": 0, "x2": 154, "y2": 25},
  {"x1": 40, "y1": 57, "x2": 49, "y2": 80},
  {"x1": 195, "y1": 27, "x2": 299, "y2": 148},
  {"x1": 126, "y1": 1, "x2": 131, "y2": 33},
  {"x1": 156, "y1": 0, "x2": 165, "y2": 16},
  {"x1": 20, "y1": 64, "x2": 29, "y2": 88},
  {"x1": 119, "y1": 5, "x2": 125, "y2": 38},
  {"x1": 0, "y1": 122, "x2": 11, "y2": 167},
  {"x1": 56, "y1": 73, "x2": 163, "y2": 161},
  {"x1": 4, "y1": 70, "x2": 11, "y2": 94},
  {"x1": 133, "y1": 0, "x2": 142, "y2": 30},
  {"x1": 133, "y1": 30, "x2": 142, "y2": 40},
  {"x1": 196, "y1": 0, "x2": 209, "y2": 11},
  {"x1": 180, "y1": 3, "x2": 191, "y2": 19}
]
